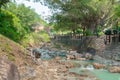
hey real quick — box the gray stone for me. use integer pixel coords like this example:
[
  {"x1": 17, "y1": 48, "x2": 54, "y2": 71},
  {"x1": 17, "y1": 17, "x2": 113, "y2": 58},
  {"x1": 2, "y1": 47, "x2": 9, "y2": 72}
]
[
  {"x1": 85, "y1": 53, "x2": 93, "y2": 60},
  {"x1": 31, "y1": 48, "x2": 67, "y2": 60},
  {"x1": 0, "y1": 58, "x2": 20, "y2": 80},
  {"x1": 113, "y1": 53, "x2": 120, "y2": 61},
  {"x1": 108, "y1": 66, "x2": 120, "y2": 73},
  {"x1": 20, "y1": 66, "x2": 36, "y2": 79}
]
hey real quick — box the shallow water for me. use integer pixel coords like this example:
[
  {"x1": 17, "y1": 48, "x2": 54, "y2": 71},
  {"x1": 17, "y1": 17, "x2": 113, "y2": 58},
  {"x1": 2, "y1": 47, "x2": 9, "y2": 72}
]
[
  {"x1": 91, "y1": 69, "x2": 120, "y2": 80},
  {"x1": 68, "y1": 60, "x2": 120, "y2": 80},
  {"x1": 35, "y1": 48, "x2": 120, "y2": 80}
]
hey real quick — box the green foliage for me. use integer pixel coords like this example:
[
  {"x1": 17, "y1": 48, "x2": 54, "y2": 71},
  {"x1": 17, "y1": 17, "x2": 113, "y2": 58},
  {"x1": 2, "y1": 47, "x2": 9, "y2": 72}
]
[
  {"x1": 0, "y1": 9, "x2": 25, "y2": 42},
  {"x1": 5, "y1": 3, "x2": 44, "y2": 33},
  {"x1": 20, "y1": 31, "x2": 50, "y2": 47},
  {"x1": 0, "y1": 0, "x2": 10, "y2": 8},
  {"x1": 114, "y1": 4, "x2": 120, "y2": 17},
  {"x1": 0, "y1": 2, "x2": 49, "y2": 47},
  {"x1": 84, "y1": 29, "x2": 92, "y2": 36},
  {"x1": 43, "y1": 0, "x2": 117, "y2": 35},
  {"x1": 43, "y1": 0, "x2": 98, "y2": 33}
]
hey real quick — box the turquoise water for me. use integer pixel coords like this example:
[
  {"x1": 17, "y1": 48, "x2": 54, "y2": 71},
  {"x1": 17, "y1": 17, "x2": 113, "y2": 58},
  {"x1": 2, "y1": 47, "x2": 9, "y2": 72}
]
[
  {"x1": 67, "y1": 60, "x2": 120, "y2": 80},
  {"x1": 69, "y1": 68, "x2": 120, "y2": 80},
  {"x1": 91, "y1": 69, "x2": 120, "y2": 80}
]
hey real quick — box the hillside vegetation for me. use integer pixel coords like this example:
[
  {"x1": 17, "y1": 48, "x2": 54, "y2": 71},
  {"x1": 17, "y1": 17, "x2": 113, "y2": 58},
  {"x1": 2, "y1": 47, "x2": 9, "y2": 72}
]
[
  {"x1": 0, "y1": 34, "x2": 33, "y2": 66},
  {"x1": 0, "y1": 2, "x2": 50, "y2": 47}
]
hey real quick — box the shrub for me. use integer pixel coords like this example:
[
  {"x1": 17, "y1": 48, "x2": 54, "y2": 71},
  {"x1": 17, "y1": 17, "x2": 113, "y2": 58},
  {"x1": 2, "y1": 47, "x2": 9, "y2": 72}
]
[
  {"x1": 0, "y1": 10, "x2": 25, "y2": 42},
  {"x1": 104, "y1": 29, "x2": 112, "y2": 35},
  {"x1": 20, "y1": 31, "x2": 50, "y2": 47}
]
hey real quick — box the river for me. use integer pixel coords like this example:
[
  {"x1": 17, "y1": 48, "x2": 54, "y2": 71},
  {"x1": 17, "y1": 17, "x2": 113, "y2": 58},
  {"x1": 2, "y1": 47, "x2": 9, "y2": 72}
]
[
  {"x1": 67, "y1": 60, "x2": 120, "y2": 80},
  {"x1": 32, "y1": 48, "x2": 120, "y2": 80}
]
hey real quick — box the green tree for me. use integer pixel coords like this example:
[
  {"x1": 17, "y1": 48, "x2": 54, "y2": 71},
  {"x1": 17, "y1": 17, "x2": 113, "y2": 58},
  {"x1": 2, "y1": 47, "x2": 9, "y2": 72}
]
[
  {"x1": 42, "y1": 0, "x2": 116, "y2": 35},
  {"x1": 114, "y1": 3, "x2": 120, "y2": 30},
  {"x1": 5, "y1": 3, "x2": 42, "y2": 33},
  {"x1": 0, "y1": 0, "x2": 10, "y2": 8},
  {"x1": 0, "y1": 9, "x2": 25, "y2": 41}
]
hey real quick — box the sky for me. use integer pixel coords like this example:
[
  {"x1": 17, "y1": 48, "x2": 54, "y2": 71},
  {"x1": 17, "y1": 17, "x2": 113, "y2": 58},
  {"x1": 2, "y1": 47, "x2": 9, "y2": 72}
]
[{"x1": 16, "y1": 0, "x2": 52, "y2": 20}]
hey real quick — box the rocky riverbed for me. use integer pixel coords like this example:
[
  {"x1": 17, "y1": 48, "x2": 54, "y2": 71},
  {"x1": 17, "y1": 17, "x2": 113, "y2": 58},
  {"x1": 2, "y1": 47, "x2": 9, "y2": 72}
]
[
  {"x1": 19, "y1": 58, "x2": 120, "y2": 80},
  {"x1": 19, "y1": 59, "x2": 100, "y2": 80},
  {"x1": 0, "y1": 34, "x2": 119, "y2": 80},
  {"x1": 19, "y1": 46, "x2": 120, "y2": 80}
]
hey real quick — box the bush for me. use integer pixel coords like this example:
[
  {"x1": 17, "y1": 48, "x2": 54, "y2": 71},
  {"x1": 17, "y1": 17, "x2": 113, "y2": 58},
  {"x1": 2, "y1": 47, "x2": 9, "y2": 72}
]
[
  {"x1": 20, "y1": 31, "x2": 50, "y2": 47},
  {"x1": 84, "y1": 29, "x2": 92, "y2": 36},
  {"x1": 0, "y1": 10, "x2": 25, "y2": 42},
  {"x1": 104, "y1": 29, "x2": 112, "y2": 35}
]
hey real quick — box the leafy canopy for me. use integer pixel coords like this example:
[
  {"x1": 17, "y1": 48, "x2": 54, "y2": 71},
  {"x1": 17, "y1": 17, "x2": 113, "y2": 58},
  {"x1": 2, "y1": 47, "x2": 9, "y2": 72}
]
[
  {"x1": 0, "y1": 9, "x2": 25, "y2": 41},
  {"x1": 41, "y1": 0, "x2": 119, "y2": 35}
]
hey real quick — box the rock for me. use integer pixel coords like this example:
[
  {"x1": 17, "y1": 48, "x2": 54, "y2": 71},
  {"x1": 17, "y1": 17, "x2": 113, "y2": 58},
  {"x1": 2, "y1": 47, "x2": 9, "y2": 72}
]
[
  {"x1": 65, "y1": 62, "x2": 74, "y2": 68},
  {"x1": 112, "y1": 53, "x2": 120, "y2": 61},
  {"x1": 108, "y1": 66, "x2": 120, "y2": 73},
  {"x1": 74, "y1": 53, "x2": 83, "y2": 60},
  {"x1": 58, "y1": 52, "x2": 66, "y2": 57},
  {"x1": 93, "y1": 55, "x2": 105, "y2": 63},
  {"x1": 57, "y1": 61, "x2": 74, "y2": 69},
  {"x1": 86, "y1": 47, "x2": 96, "y2": 55},
  {"x1": 19, "y1": 66, "x2": 36, "y2": 79},
  {"x1": 93, "y1": 63, "x2": 105, "y2": 69},
  {"x1": 77, "y1": 58, "x2": 86, "y2": 61},
  {"x1": 66, "y1": 55, "x2": 75, "y2": 60},
  {"x1": 41, "y1": 52, "x2": 52, "y2": 59},
  {"x1": 57, "y1": 66, "x2": 68, "y2": 73},
  {"x1": 69, "y1": 50, "x2": 77, "y2": 54},
  {"x1": 32, "y1": 48, "x2": 41, "y2": 58},
  {"x1": 0, "y1": 58, "x2": 20, "y2": 80},
  {"x1": 111, "y1": 61, "x2": 120, "y2": 66},
  {"x1": 31, "y1": 48, "x2": 67, "y2": 60},
  {"x1": 48, "y1": 69, "x2": 57, "y2": 72},
  {"x1": 55, "y1": 56, "x2": 61, "y2": 60},
  {"x1": 94, "y1": 55, "x2": 120, "y2": 66},
  {"x1": 85, "y1": 53, "x2": 93, "y2": 60}
]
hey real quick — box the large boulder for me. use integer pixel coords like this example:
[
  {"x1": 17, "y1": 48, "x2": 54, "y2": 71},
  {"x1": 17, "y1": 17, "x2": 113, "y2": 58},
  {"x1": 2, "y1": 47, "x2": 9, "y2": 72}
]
[
  {"x1": 0, "y1": 58, "x2": 20, "y2": 80},
  {"x1": 32, "y1": 48, "x2": 41, "y2": 58},
  {"x1": 93, "y1": 63, "x2": 105, "y2": 69},
  {"x1": 108, "y1": 66, "x2": 120, "y2": 73}
]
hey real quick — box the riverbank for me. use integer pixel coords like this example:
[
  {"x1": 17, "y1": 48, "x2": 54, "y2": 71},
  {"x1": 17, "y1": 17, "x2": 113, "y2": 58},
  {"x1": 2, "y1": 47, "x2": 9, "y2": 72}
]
[{"x1": 0, "y1": 34, "x2": 120, "y2": 80}]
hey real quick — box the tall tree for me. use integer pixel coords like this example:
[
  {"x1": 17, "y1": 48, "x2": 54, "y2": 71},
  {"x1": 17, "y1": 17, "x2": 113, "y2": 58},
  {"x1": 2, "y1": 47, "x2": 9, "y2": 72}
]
[
  {"x1": 0, "y1": 9, "x2": 25, "y2": 41},
  {"x1": 0, "y1": 0, "x2": 9, "y2": 8},
  {"x1": 5, "y1": 3, "x2": 42, "y2": 33},
  {"x1": 42, "y1": 0, "x2": 116, "y2": 35}
]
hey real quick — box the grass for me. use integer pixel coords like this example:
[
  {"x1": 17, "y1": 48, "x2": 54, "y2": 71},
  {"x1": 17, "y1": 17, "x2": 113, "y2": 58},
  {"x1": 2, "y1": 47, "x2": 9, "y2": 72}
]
[
  {"x1": 0, "y1": 34, "x2": 25, "y2": 61},
  {"x1": 0, "y1": 34, "x2": 37, "y2": 66},
  {"x1": 20, "y1": 31, "x2": 50, "y2": 47}
]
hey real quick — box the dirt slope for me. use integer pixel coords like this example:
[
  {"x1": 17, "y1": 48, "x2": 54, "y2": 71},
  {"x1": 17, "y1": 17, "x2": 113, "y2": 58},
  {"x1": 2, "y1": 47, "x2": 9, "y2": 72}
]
[{"x1": 0, "y1": 34, "x2": 33, "y2": 67}]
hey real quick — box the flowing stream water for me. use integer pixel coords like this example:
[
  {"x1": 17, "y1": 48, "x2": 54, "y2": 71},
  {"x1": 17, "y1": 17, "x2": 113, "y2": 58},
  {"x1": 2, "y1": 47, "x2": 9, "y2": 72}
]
[
  {"x1": 91, "y1": 69, "x2": 120, "y2": 80},
  {"x1": 33, "y1": 48, "x2": 120, "y2": 80},
  {"x1": 67, "y1": 60, "x2": 120, "y2": 80}
]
